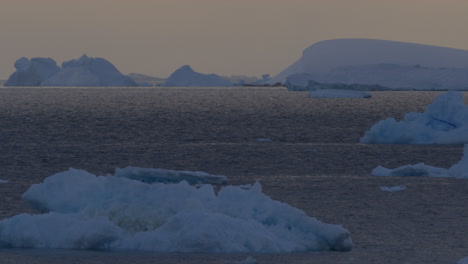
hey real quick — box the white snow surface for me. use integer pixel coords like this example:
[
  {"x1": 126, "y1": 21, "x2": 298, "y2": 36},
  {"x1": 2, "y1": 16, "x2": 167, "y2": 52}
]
[
  {"x1": 114, "y1": 166, "x2": 227, "y2": 184},
  {"x1": 371, "y1": 145, "x2": 468, "y2": 179},
  {"x1": 309, "y1": 89, "x2": 372, "y2": 98},
  {"x1": 0, "y1": 168, "x2": 352, "y2": 252},
  {"x1": 361, "y1": 91, "x2": 468, "y2": 144},
  {"x1": 5, "y1": 55, "x2": 137, "y2": 87},
  {"x1": 161, "y1": 65, "x2": 233, "y2": 87},
  {"x1": 272, "y1": 38, "x2": 468, "y2": 89}
]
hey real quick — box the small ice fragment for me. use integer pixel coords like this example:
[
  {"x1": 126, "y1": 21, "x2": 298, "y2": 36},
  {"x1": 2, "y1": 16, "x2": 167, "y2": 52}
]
[
  {"x1": 256, "y1": 138, "x2": 272, "y2": 142},
  {"x1": 380, "y1": 185, "x2": 407, "y2": 192},
  {"x1": 0, "y1": 179, "x2": 8, "y2": 183}
]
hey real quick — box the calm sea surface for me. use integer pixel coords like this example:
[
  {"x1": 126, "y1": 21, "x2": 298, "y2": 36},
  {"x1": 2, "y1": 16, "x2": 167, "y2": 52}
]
[{"x1": 0, "y1": 87, "x2": 467, "y2": 264}]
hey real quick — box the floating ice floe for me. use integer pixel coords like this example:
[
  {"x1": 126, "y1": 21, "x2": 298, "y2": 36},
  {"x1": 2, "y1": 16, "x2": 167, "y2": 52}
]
[
  {"x1": 0, "y1": 168, "x2": 352, "y2": 252},
  {"x1": 458, "y1": 257, "x2": 468, "y2": 264},
  {"x1": 256, "y1": 138, "x2": 272, "y2": 142},
  {"x1": 114, "y1": 166, "x2": 227, "y2": 185},
  {"x1": 160, "y1": 65, "x2": 233, "y2": 87},
  {"x1": 309, "y1": 89, "x2": 372, "y2": 98},
  {"x1": 372, "y1": 145, "x2": 468, "y2": 179},
  {"x1": 0, "y1": 179, "x2": 8, "y2": 183},
  {"x1": 361, "y1": 91, "x2": 468, "y2": 144},
  {"x1": 379, "y1": 185, "x2": 407, "y2": 192}
]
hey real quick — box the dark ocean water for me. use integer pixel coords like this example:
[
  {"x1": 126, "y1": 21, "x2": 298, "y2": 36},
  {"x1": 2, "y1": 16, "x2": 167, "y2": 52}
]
[{"x1": 0, "y1": 87, "x2": 467, "y2": 264}]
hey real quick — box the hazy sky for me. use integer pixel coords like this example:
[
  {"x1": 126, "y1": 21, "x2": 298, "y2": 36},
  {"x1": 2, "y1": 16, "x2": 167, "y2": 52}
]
[{"x1": 1, "y1": 0, "x2": 468, "y2": 79}]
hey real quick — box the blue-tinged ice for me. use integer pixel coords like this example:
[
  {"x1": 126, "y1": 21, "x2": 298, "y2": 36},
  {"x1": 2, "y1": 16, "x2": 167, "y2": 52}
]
[
  {"x1": 160, "y1": 65, "x2": 233, "y2": 87},
  {"x1": 372, "y1": 145, "x2": 468, "y2": 179},
  {"x1": 41, "y1": 55, "x2": 137, "y2": 87},
  {"x1": 5, "y1": 55, "x2": 137, "y2": 87},
  {"x1": 114, "y1": 166, "x2": 227, "y2": 185},
  {"x1": 4, "y1": 57, "x2": 60, "y2": 86},
  {"x1": 0, "y1": 168, "x2": 352, "y2": 252},
  {"x1": 361, "y1": 91, "x2": 468, "y2": 144}
]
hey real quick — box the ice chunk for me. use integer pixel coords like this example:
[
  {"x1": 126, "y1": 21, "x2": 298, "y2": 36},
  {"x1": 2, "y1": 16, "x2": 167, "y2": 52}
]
[
  {"x1": 6, "y1": 168, "x2": 352, "y2": 252},
  {"x1": 0, "y1": 179, "x2": 8, "y2": 183},
  {"x1": 361, "y1": 91, "x2": 468, "y2": 144},
  {"x1": 458, "y1": 257, "x2": 468, "y2": 264},
  {"x1": 309, "y1": 89, "x2": 372, "y2": 98},
  {"x1": 380, "y1": 186, "x2": 407, "y2": 192},
  {"x1": 0, "y1": 212, "x2": 123, "y2": 249},
  {"x1": 114, "y1": 166, "x2": 227, "y2": 185},
  {"x1": 371, "y1": 145, "x2": 468, "y2": 179},
  {"x1": 160, "y1": 65, "x2": 233, "y2": 87}
]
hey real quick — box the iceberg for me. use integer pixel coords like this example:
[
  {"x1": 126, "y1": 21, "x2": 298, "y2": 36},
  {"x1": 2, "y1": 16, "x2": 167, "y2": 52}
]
[
  {"x1": 160, "y1": 65, "x2": 233, "y2": 87},
  {"x1": 371, "y1": 145, "x2": 468, "y2": 179},
  {"x1": 309, "y1": 89, "x2": 372, "y2": 98},
  {"x1": 361, "y1": 91, "x2": 468, "y2": 144},
  {"x1": 4, "y1": 57, "x2": 60, "y2": 86},
  {"x1": 5, "y1": 55, "x2": 137, "y2": 87},
  {"x1": 41, "y1": 55, "x2": 137, "y2": 87},
  {"x1": 114, "y1": 166, "x2": 227, "y2": 185},
  {"x1": 272, "y1": 39, "x2": 468, "y2": 90},
  {"x1": 0, "y1": 168, "x2": 352, "y2": 252}
]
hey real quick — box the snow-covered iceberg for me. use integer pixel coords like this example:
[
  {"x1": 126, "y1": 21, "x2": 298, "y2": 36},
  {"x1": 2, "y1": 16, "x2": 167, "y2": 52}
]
[
  {"x1": 114, "y1": 166, "x2": 227, "y2": 185},
  {"x1": 5, "y1": 55, "x2": 137, "y2": 87},
  {"x1": 0, "y1": 168, "x2": 352, "y2": 252},
  {"x1": 4, "y1": 57, "x2": 60, "y2": 86},
  {"x1": 309, "y1": 89, "x2": 372, "y2": 98},
  {"x1": 272, "y1": 39, "x2": 468, "y2": 90},
  {"x1": 372, "y1": 145, "x2": 468, "y2": 179},
  {"x1": 361, "y1": 91, "x2": 468, "y2": 144},
  {"x1": 160, "y1": 65, "x2": 233, "y2": 87}
]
